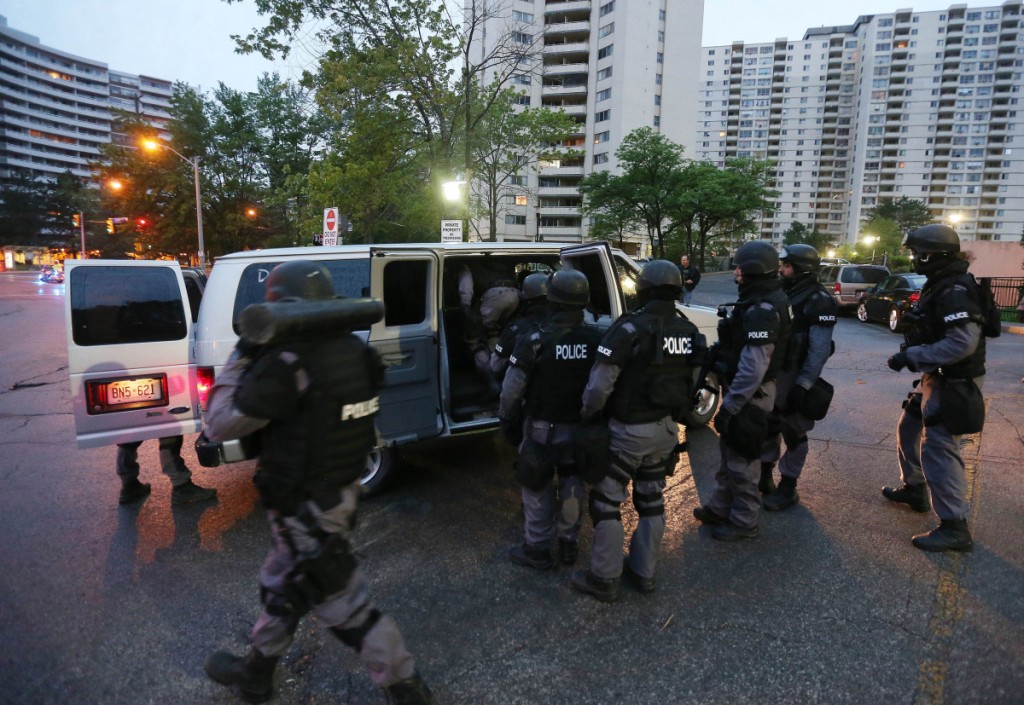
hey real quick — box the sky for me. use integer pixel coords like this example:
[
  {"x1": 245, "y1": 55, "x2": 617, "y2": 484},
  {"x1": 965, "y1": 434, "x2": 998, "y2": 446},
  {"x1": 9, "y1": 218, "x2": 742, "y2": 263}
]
[{"x1": 0, "y1": 0, "x2": 990, "y2": 94}]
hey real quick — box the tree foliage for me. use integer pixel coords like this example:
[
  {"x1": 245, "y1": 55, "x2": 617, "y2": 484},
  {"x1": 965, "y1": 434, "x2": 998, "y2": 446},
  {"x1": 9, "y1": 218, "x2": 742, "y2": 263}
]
[
  {"x1": 782, "y1": 221, "x2": 833, "y2": 252},
  {"x1": 864, "y1": 196, "x2": 933, "y2": 234}
]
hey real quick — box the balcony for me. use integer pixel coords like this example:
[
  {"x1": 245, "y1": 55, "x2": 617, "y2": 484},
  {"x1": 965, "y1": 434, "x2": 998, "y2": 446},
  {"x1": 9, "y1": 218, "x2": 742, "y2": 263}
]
[
  {"x1": 541, "y1": 82, "x2": 587, "y2": 99},
  {"x1": 544, "y1": 62, "x2": 589, "y2": 77}
]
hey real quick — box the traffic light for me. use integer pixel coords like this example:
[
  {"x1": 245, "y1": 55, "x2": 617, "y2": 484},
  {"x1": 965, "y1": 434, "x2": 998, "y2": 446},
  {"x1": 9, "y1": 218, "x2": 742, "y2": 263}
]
[
  {"x1": 106, "y1": 218, "x2": 115, "y2": 234},
  {"x1": 72, "y1": 213, "x2": 80, "y2": 228}
]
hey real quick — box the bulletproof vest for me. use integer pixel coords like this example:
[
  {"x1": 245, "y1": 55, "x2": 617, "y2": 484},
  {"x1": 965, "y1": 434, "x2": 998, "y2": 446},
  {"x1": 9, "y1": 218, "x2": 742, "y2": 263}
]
[
  {"x1": 524, "y1": 319, "x2": 603, "y2": 423},
  {"x1": 494, "y1": 306, "x2": 548, "y2": 361},
  {"x1": 473, "y1": 258, "x2": 517, "y2": 293},
  {"x1": 241, "y1": 335, "x2": 381, "y2": 511},
  {"x1": 786, "y1": 279, "x2": 837, "y2": 370},
  {"x1": 726, "y1": 284, "x2": 792, "y2": 384},
  {"x1": 917, "y1": 268, "x2": 986, "y2": 379},
  {"x1": 608, "y1": 301, "x2": 704, "y2": 424}
]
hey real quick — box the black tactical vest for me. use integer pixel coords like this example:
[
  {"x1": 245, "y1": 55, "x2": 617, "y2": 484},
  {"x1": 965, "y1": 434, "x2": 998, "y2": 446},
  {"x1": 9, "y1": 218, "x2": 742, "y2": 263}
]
[
  {"x1": 239, "y1": 335, "x2": 381, "y2": 512},
  {"x1": 918, "y1": 268, "x2": 986, "y2": 379},
  {"x1": 608, "y1": 302, "x2": 704, "y2": 424},
  {"x1": 787, "y1": 278, "x2": 837, "y2": 369},
  {"x1": 726, "y1": 284, "x2": 792, "y2": 384},
  {"x1": 524, "y1": 321, "x2": 603, "y2": 423}
]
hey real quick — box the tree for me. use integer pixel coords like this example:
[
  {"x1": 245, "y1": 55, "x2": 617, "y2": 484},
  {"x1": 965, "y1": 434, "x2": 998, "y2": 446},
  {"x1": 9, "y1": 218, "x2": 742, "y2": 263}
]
[
  {"x1": 782, "y1": 221, "x2": 833, "y2": 252},
  {"x1": 579, "y1": 170, "x2": 641, "y2": 250},
  {"x1": 864, "y1": 196, "x2": 932, "y2": 235},
  {"x1": 0, "y1": 172, "x2": 52, "y2": 247}
]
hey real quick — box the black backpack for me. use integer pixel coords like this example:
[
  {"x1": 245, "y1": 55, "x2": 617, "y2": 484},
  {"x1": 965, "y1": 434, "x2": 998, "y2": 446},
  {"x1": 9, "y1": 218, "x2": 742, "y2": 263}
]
[{"x1": 976, "y1": 276, "x2": 1002, "y2": 339}]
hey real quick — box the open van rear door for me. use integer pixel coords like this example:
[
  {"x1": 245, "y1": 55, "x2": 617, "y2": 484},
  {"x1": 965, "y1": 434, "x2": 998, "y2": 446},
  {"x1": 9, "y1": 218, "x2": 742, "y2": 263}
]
[
  {"x1": 368, "y1": 248, "x2": 443, "y2": 443},
  {"x1": 65, "y1": 260, "x2": 200, "y2": 449},
  {"x1": 560, "y1": 241, "x2": 627, "y2": 325}
]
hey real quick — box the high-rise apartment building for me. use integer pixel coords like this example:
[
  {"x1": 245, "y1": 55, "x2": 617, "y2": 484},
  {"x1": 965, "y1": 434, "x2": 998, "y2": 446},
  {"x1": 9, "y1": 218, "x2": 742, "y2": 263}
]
[
  {"x1": 0, "y1": 15, "x2": 172, "y2": 185},
  {"x1": 470, "y1": 0, "x2": 703, "y2": 249},
  {"x1": 698, "y1": 3, "x2": 1024, "y2": 244}
]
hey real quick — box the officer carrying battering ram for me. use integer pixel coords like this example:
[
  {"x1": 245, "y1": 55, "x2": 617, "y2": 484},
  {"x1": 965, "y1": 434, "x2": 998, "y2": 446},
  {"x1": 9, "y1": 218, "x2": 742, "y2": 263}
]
[
  {"x1": 759, "y1": 244, "x2": 838, "y2": 511},
  {"x1": 694, "y1": 241, "x2": 792, "y2": 541},
  {"x1": 500, "y1": 269, "x2": 603, "y2": 571},
  {"x1": 572, "y1": 260, "x2": 704, "y2": 602},
  {"x1": 201, "y1": 261, "x2": 436, "y2": 705},
  {"x1": 883, "y1": 224, "x2": 988, "y2": 552},
  {"x1": 490, "y1": 272, "x2": 551, "y2": 379}
]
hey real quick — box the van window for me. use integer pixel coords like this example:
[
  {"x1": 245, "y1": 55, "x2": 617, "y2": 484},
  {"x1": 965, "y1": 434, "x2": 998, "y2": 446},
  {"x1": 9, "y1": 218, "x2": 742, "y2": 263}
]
[
  {"x1": 232, "y1": 259, "x2": 371, "y2": 331},
  {"x1": 69, "y1": 266, "x2": 188, "y2": 346},
  {"x1": 383, "y1": 259, "x2": 428, "y2": 326},
  {"x1": 184, "y1": 276, "x2": 202, "y2": 322},
  {"x1": 564, "y1": 253, "x2": 612, "y2": 318},
  {"x1": 841, "y1": 267, "x2": 888, "y2": 284}
]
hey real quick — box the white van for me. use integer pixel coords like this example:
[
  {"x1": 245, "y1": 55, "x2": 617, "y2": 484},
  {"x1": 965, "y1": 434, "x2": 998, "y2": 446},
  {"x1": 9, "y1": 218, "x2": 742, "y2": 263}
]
[{"x1": 65, "y1": 242, "x2": 720, "y2": 492}]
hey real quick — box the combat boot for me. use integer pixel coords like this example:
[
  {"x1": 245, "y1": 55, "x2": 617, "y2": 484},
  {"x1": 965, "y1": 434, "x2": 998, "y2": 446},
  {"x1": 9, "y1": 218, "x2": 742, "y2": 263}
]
[
  {"x1": 204, "y1": 649, "x2": 279, "y2": 704},
  {"x1": 622, "y1": 559, "x2": 655, "y2": 594},
  {"x1": 711, "y1": 521, "x2": 759, "y2": 542},
  {"x1": 912, "y1": 519, "x2": 973, "y2": 553},
  {"x1": 882, "y1": 483, "x2": 931, "y2": 513},
  {"x1": 763, "y1": 477, "x2": 799, "y2": 512},
  {"x1": 386, "y1": 672, "x2": 438, "y2": 705},
  {"x1": 558, "y1": 538, "x2": 579, "y2": 566},
  {"x1": 172, "y1": 479, "x2": 218, "y2": 505},
  {"x1": 758, "y1": 462, "x2": 776, "y2": 496},
  {"x1": 509, "y1": 543, "x2": 553, "y2": 570},
  {"x1": 692, "y1": 505, "x2": 726, "y2": 525},
  {"x1": 118, "y1": 479, "x2": 151, "y2": 505},
  {"x1": 570, "y1": 569, "x2": 620, "y2": 603}
]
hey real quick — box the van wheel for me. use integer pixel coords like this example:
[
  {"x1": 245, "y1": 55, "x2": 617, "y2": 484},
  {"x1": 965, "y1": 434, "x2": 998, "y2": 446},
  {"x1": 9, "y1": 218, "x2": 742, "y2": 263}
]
[
  {"x1": 888, "y1": 307, "x2": 902, "y2": 333},
  {"x1": 361, "y1": 446, "x2": 397, "y2": 495},
  {"x1": 681, "y1": 373, "x2": 720, "y2": 428}
]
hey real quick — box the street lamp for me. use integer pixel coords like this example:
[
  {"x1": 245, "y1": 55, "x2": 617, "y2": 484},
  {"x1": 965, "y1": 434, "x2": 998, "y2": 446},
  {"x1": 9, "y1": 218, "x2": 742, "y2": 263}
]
[
  {"x1": 862, "y1": 234, "x2": 878, "y2": 262},
  {"x1": 442, "y1": 179, "x2": 468, "y2": 242},
  {"x1": 142, "y1": 138, "x2": 206, "y2": 269}
]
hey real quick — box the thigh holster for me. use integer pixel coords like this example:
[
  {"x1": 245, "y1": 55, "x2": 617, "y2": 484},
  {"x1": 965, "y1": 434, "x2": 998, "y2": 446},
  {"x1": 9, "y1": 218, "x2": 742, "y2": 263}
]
[
  {"x1": 330, "y1": 607, "x2": 382, "y2": 653},
  {"x1": 588, "y1": 490, "x2": 622, "y2": 525},
  {"x1": 632, "y1": 488, "x2": 665, "y2": 518}
]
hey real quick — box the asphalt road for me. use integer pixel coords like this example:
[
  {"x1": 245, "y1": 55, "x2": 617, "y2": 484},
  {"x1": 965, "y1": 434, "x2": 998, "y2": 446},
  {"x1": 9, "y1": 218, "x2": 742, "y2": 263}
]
[{"x1": 1, "y1": 269, "x2": 1022, "y2": 705}]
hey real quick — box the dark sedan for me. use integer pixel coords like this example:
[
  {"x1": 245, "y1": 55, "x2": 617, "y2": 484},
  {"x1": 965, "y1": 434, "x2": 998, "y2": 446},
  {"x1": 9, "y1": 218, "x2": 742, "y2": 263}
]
[{"x1": 856, "y1": 273, "x2": 926, "y2": 332}]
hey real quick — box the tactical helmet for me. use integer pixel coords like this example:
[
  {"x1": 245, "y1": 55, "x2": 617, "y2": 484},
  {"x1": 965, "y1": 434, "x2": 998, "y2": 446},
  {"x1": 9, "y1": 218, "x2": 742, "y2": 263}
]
[
  {"x1": 637, "y1": 259, "x2": 683, "y2": 292},
  {"x1": 520, "y1": 272, "x2": 550, "y2": 302},
  {"x1": 265, "y1": 260, "x2": 335, "y2": 302},
  {"x1": 546, "y1": 269, "x2": 590, "y2": 307},
  {"x1": 733, "y1": 240, "x2": 780, "y2": 276},
  {"x1": 779, "y1": 244, "x2": 821, "y2": 273},
  {"x1": 902, "y1": 223, "x2": 960, "y2": 255}
]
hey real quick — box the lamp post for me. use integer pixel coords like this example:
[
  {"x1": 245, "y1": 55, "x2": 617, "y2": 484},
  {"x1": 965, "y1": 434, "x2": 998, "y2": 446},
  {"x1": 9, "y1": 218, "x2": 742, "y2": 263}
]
[
  {"x1": 142, "y1": 139, "x2": 206, "y2": 270},
  {"x1": 442, "y1": 179, "x2": 468, "y2": 242},
  {"x1": 862, "y1": 235, "x2": 878, "y2": 263}
]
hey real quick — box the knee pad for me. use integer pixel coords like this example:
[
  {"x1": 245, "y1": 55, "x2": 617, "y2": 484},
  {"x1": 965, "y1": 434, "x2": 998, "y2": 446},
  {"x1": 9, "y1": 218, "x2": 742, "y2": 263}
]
[
  {"x1": 330, "y1": 608, "x2": 381, "y2": 653},
  {"x1": 632, "y1": 489, "x2": 665, "y2": 518},
  {"x1": 588, "y1": 491, "x2": 622, "y2": 525}
]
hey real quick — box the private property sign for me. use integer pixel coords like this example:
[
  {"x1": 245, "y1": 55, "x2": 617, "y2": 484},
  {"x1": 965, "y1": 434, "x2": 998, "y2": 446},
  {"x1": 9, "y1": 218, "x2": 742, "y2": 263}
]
[
  {"x1": 440, "y1": 219, "x2": 463, "y2": 243},
  {"x1": 323, "y1": 207, "x2": 339, "y2": 246}
]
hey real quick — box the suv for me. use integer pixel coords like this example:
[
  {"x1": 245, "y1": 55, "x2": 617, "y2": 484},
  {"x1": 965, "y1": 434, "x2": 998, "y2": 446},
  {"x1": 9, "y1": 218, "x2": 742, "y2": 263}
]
[
  {"x1": 818, "y1": 264, "x2": 890, "y2": 310},
  {"x1": 65, "y1": 243, "x2": 721, "y2": 493}
]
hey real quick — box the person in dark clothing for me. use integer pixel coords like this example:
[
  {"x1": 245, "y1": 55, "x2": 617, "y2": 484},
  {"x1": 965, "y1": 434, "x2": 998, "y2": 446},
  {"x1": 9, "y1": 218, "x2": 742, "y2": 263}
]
[
  {"x1": 883, "y1": 224, "x2": 986, "y2": 553},
  {"x1": 572, "y1": 260, "x2": 704, "y2": 601},
  {"x1": 490, "y1": 272, "x2": 551, "y2": 379},
  {"x1": 459, "y1": 258, "x2": 520, "y2": 396},
  {"x1": 202, "y1": 261, "x2": 435, "y2": 705},
  {"x1": 500, "y1": 269, "x2": 602, "y2": 571},
  {"x1": 678, "y1": 254, "x2": 701, "y2": 306},
  {"x1": 759, "y1": 244, "x2": 837, "y2": 511},
  {"x1": 693, "y1": 241, "x2": 791, "y2": 541},
  {"x1": 115, "y1": 435, "x2": 217, "y2": 506}
]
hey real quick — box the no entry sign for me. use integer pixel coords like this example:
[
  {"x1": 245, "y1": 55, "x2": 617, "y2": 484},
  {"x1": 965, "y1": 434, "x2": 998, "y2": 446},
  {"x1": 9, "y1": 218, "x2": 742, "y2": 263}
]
[{"x1": 323, "y1": 207, "x2": 339, "y2": 246}]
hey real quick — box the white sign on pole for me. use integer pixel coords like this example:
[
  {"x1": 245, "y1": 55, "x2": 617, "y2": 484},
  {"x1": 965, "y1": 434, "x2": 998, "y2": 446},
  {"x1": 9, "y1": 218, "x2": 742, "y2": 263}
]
[
  {"x1": 440, "y1": 219, "x2": 463, "y2": 243},
  {"x1": 322, "y1": 207, "x2": 339, "y2": 246}
]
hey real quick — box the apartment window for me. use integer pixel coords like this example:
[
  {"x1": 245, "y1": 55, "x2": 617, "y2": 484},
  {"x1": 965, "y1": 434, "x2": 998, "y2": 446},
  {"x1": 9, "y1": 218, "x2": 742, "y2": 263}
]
[
  {"x1": 654, "y1": 95, "x2": 661, "y2": 106},
  {"x1": 596, "y1": 88, "x2": 611, "y2": 101},
  {"x1": 595, "y1": 131, "x2": 610, "y2": 143},
  {"x1": 594, "y1": 152, "x2": 609, "y2": 165},
  {"x1": 600, "y1": 23, "x2": 614, "y2": 38},
  {"x1": 597, "y1": 66, "x2": 613, "y2": 80},
  {"x1": 505, "y1": 215, "x2": 526, "y2": 225},
  {"x1": 656, "y1": 52, "x2": 664, "y2": 64},
  {"x1": 599, "y1": 1, "x2": 615, "y2": 17},
  {"x1": 512, "y1": 31, "x2": 532, "y2": 45},
  {"x1": 598, "y1": 45, "x2": 613, "y2": 60},
  {"x1": 515, "y1": 94, "x2": 530, "y2": 106},
  {"x1": 513, "y1": 10, "x2": 533, "y2": 23},
  {"x1": 653, "y1": 115, "x2": 661, "y2": 127},
  {"x1": 512, "y1": 74, "x2": 531, "y2": 85},
  {"x1": 656, "y1": 73, "x2": 662, "y2": 85},
  {"x1": 595, "y1": 109, "x2": 610, "y2": 122},
  {"x1": 659, "y1": 9, "x2": 665, "y2": 20},
  {"x1": 658, "y1": 30, "x2": 665, "y2": 43},
  {"x1": 509, "y1": 175, "x2": 526, "y2": 186}
]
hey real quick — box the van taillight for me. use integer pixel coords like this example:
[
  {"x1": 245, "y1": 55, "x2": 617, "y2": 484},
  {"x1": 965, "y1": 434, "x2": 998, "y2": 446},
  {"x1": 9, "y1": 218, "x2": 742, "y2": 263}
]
[
  {"x1": 908, "y1": 291, "x2": 920, "y2": 304},
  {"x1": 197, "y1": 366, "x2": 215, "y2": 411}
]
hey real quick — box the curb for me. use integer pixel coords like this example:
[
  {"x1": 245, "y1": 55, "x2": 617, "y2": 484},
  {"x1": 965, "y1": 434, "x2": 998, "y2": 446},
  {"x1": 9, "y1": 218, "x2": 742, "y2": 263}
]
[{"x1": 1002, "y1": 322, "x2": 1024, "y2": 336}]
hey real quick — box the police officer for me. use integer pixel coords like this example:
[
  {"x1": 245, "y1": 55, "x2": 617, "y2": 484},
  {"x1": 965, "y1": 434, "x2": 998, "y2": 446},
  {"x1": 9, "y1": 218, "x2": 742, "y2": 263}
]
[
  {"x1": 500, "y1": 269, "x2": 602, "y2": 570},
  {"x1": 490, "y1": 272, "x2": 551, "y2": 378},
  {"x1": 883, "y1": 224, "x2": 985, "y2": 552},
  {"x1": 459, "y1": 258, "x2": 520, "y2": 395},
  {"x1": 202, "y1": 261, "x2": 435, "y2": 705},
  {"x1": 760, "y1": 244, "x2": 837, "y2": 511},
  {"x1": 694, "y1": 241, "x2": 791, "y2": 541},
  {"x1": 572, "y1": 260, "x2": 704, "y2": 601}
]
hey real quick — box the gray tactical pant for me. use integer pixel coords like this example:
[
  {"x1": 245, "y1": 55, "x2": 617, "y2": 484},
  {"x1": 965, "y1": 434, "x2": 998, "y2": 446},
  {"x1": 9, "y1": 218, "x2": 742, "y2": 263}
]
[
  {"x1": 762, "y1": 409, "x2": 815, "y2": 480},
  {"x1": 116, "y1": 436, "x2": 191, "y2": 487},
  {"x1": 252, "y1": 483, "x2": 416, "y2": 688},
  {"x1": 520, "y1": 419, "x2": 584, "y2": 548},
  {"x1": 896, "y1": 373, "x2": 982, "y2": 522},
  {"x1": 589, "y1": 417, "x2": 678, "y2": 582},
  {"x1": 709, "y1": 391, "x2": 775, "y2": 530}
]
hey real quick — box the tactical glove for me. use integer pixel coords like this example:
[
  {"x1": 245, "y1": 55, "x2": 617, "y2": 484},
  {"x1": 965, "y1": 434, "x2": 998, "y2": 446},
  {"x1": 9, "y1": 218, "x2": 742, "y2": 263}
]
[{"x1": 887, "y1": 351, "x2": 917, "y2": 372}]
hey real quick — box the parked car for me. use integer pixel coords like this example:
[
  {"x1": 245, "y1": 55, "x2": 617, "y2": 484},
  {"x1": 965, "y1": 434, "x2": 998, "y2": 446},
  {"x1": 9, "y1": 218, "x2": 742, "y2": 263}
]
[
  {"x1": 64, "y1": 243, "x2": 721, "y2": 494},
  {"x1": 819, "y1": 257, "x2": 851, "y2": 267},
  {"x1": 856, "y1": 273, "x2": 926, "y2": 332},
  {"x1": 818, "y1": 264, "x2": 891, "y2": 310}
]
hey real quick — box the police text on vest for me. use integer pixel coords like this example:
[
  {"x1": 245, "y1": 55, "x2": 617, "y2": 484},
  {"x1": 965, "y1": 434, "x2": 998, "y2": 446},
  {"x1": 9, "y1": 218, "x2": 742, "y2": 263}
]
[
  {"x1": 555, "y1": 344, "x2": 590, "y2": 360},
  {"x1": 663, "y1": 336, "x2": 693, "y2": 354},
  {"x1": 342, "y1": 397, "x2": 380, "y2": 421}
]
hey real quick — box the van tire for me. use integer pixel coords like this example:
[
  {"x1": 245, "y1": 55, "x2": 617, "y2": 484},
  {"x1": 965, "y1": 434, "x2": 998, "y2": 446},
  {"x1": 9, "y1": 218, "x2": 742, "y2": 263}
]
[
  {"x1": 681, "y1": 372, "x2": 721, "y2": 428},
  {"x1": 361, "y1": 446, "x2": 397, "y2": 495}
]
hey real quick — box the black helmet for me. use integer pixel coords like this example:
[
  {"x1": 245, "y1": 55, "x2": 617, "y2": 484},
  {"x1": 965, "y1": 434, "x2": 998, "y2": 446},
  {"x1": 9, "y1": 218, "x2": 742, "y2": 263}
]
[
  {"x1": 520, "y1": 272, "x2": 549, "y2": 302},
  {"x1": 546, "y1": 269, "x2": 589, "y2": 307},
  {"x1": 903, "y1": 223, "x2": 960, "y2": 254},
  {"x1": 734, "y1": 240, "x2": 780, "y2": 276},
  {"x1": 637, "y1": 259, "x2": 683, "y2": 292},
  {"x1": 265, "y1": 260, "x2": 335, "y2": 302},
  {"x1": 779, "y1": 244, "x2": 821, "y2": 273}
]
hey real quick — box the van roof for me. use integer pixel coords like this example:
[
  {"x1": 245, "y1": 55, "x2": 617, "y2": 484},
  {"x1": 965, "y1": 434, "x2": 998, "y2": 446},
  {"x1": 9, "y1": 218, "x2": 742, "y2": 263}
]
[{"x1": 212, "y1": 241, "x2": 607, "y2": 263}]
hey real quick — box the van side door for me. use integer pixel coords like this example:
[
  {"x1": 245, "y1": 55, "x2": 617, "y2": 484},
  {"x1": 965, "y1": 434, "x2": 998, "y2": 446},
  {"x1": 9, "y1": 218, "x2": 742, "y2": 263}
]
[
  {"x1": 368, "y1": 248, "x2": 443, "y2": 444},
  {"x1": 560, "y1": 241, "x2": 627, "y2": 325},
  {"x1": 65, "y1": 260, "x2": 200, "y2": 448}
]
